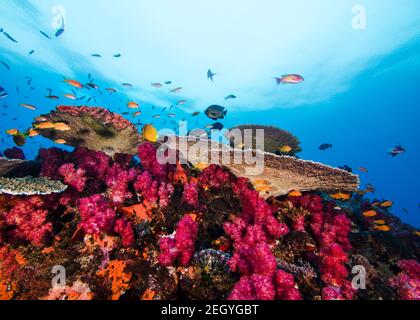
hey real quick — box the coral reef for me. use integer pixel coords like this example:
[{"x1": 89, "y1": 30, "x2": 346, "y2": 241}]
[
  {"x1": 33, "y1": 106, "x2": 142, "y2": 156},
  {"x1": 0, "y1": 138, "x2": 418, "y2": 301},
  {"x1": 228, "y1": 124, "x2": 302, "y2": 155},
  {"x1": 0, "y1": 177, "x2": 67, "y2": 195}
]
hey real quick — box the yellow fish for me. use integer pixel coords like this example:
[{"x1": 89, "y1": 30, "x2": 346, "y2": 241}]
[
  {"x1": 256, "y1": 185, "x2": 271, "y2": 193},
  {"x1": 194, "y1": 162, "x2": 209, "y2": 171},
  {"x1": 142, "y1": 124, "x2": 158, "y2": 143},
  {"x1": 413, "y1": 231, "x2": 420, "y2": 237},
  {"x1": 373, "y1": 220, "x2": 386, "y2": 225},
  {"x1": 288, "y1": 190, "x2": 302, "y2": 197},
  {"x1": 53, "y1": 122, "x2": 71, "y2": 131},
  {"x1": 6, "y1": 129, "x2": 18, "y2": 135},
  {"x1": 128, "y1": 101, "x2": 139, "y2": 109},
  {"x1": 278, "y1": 145, "x2": 293, "y2": 153},
  {"x1": 374, "y1": 225, "x2": 391, "y2": 232},
  {"x1": 253, "y1": 179, "x2": 269, "y2": 185},
  {"x1": 330, "y1": 192, "x2": 351, "y2": 200},
  {"x1": 35, "y1": 122, "x2": 55, "y2": 129},
  {"x1": 20, "y1": 103, "x2": 37, "y2": 110},
  {"x1": 363, "y1": 210, "x2": 377, "y2": 218},
  {"x1": 27, "y1": 129, "x2": 39, "y2": 137},
  {"x1": 54, "y1": 139, "x2": 66, "y2": 144},
  {"x1": 381, "y1": 200, "x2": 393, "y2": 208}
]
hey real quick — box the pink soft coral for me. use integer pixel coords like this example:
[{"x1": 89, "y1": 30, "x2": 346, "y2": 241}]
[
  {"x1": 389, "y1": 259, "x2": 420, "y2": 300},
  {"x1": 5, "y1": 196, "x2": 52, "y2": 247},
  {"x1": 58, "y1": 163, "x2": 87, "y2": 192},
  {"x1": 78, "y1": 195, "x2": 116, "y2": 235},
  {"x1": 159, "y1": 215, "x2": 198, "y2": 266}
]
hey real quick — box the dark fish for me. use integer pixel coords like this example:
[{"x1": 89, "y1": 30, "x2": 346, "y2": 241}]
[
  {"x1": 319, "y1": 143, "x2": 333, "y2": 151},
  {"x1": 339, "y1": 165, "x2": 352, "y2": 173},
  {"x1": 55, "y1": 27, "x2": 65, "y2": 37},
  {"x1": 210, "y1": 122, "x2": 224, "y2": 130},
  {"x1": 86, "y1": 82, "x2": 99, "y2": 89},
  {"x1": 28, "y1": 50, "x2": 35, "y2": 55},
  {"x1": 39, "y1": 31, "x2": 51, "y2": 39},
  {"x1": 114, "y1": 53, "x2": 121, "y2": 58},
  {"x1": 388, "y1": 145, "x2": 406, "y2": 157},
  {"x1": 13, "y1": 133, "x2": 26, "y2": 146},
  {"x1": 205, "y1": 105, "x2": 227, "y2": 120},
  {"x1": 207, "y1": 69, "x2": 217, "y2": 81},
  {"x1": 55, "y1": 18, "x2": 65, "y2": 37},
  {"x1": 0, "y1": 61, "x2": 10, "y2": 70},
  {"x1": 91, "y1": 53, "x2": 102, "y2": 58},
  {"x1": 2, "y1": 31, "x2": 18, "y2": 43},
  {"x1": 122, "y1": 83, "x2": 133, "y2": 88},
  {"x1": 225, "y1": 94, "x2": 237, "y2": 100},
  {"x1": 165, "y1": 81, "x2": 172, "y2": 85}
]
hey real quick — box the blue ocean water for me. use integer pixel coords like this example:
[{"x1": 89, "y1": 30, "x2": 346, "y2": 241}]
[{"x1": 0, "y1": 1, "x2": 419, "y2": 227}]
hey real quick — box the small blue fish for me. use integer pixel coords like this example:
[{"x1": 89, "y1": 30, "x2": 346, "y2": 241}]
[
  {"x1": 91, "y1": 53, "x2": 102, "y2": 58},
  {"x1": 225, "y1": 94, "x2": 237, "y2": 100},
  {"x1": 2, "y1": 30, "x2": 18, "y2": 43},
  {"x1": 40, "y1": 31, "x2": 52, "y2": 39},
  {"x1": 0, "y1": 61, "x2": 10, "y2": 70},
  {"x1": 28, "y1": 50, "x2": 35, "y2": 55},
  {"x1": 114, "y1": 53, "x2": 121, "y2": 58},
  {"x1": 207, "y1": 69, "x2": 217, "y2": 81},
  {"x1": 55, "y1": 18, "x2": 65, "y2": 37}
]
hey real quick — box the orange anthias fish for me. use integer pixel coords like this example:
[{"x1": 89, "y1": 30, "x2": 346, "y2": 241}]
[
  {"x1": 53, "y1": 122, "x2": 71, "y2": 131},
  {"x1": 275, "y1": 74, "x2": 304, "y2": 85},
  {"x1": 20, "y1": 103, "x2": 37, "y2": 110},
  {"x1": 374, "y1": 225, "x2": 391, "y2": 232},
  {"x1": 35, "y1": 122, "x2": 55, "y2": 129},
  {"x1": 363, "y1": 210, "x2": 377, "y2": 218},
  {"x1": 171, "y1": 161, "x2": 188, "y2": 184},
  {"x1": 6, "y1": 128, "x2": 18, "y2": 135},
  {"x1": 27, "y1": 129, "x2": 39, "y2": 137},
  {"x1": 121, "y1": 201, "x2": 153, "y2": 222},
  {"x1": 330, "y1": 192, "x2": 351, "y2": 200},
  {"x1": 64, "y1": 79, "x2": 83, "y2": 88},
  {"x1": 128, "y1": 101, "x2": 139, "y2": 109},
  {"x1": 255, "y1": 185, "x2": 271, "y2": 193},
  {"x1": 373, "y1": 220, "x2": 386, "y2": 225},
  {"x1": 381, "y1": 200, "x2": 393, "y2": 208},
  {"x1": 63, "y1": 93, "x2": 77, "y2": 100},
  {"x1": 54, "y1": 139, "x2": 66, "y2": 144},
  {"x1": 288, "y1": 190, "x2": 302, "y2": 197}
]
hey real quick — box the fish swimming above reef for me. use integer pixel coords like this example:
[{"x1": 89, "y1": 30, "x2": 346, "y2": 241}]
[
  {"x1": 151, "y1": 82, "x2": 163, "y2": 88},
  {"x1": 0, "y1": 60, "x2": 10, "y2": 70},
  {"x1": 142, "y1": 124, "x2": 158, "y2": 143},
  {"x1": 225, "y1": 94, "x2": 237, "y2": 100},
  {"x1": 210, "y1": 122, "x2": 224, "y2": 130},
  {"x1": 205, "y1": 105, "x2": 227, "y2": 120},
  {"x1": 64, "y1": 79, "x2": 84, "y2": 89},
  {"x1": 39, "y1": 30, "x2": 51, "y2": 39},
  {"x1": 170, "y1": 87, "x2": 183, "y2": 94},
  {"x1": 388, "y1": 145, "x2": 406, "y2": 157},
  {"x1": 114, "y1": 53, "x2": 121, "y2": 58},
  {"x1": 91, "y1": 53, "x2": 102, "y2": 58},
  {"x1": 207, "y1": 69, "x2": 217, "y2": 82},
  {"x1": 319, "y1": 143, "x2": 333, "y2": 151},
  {"x1": 0, "y1": 28, "x2": 18, "y2": 43},
  {"x1": 275, "y1": 74, "x2": 304, "y2": 85},
  {"x1": 55, "y1": 17, "x2": 65, "y2": 37}
]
